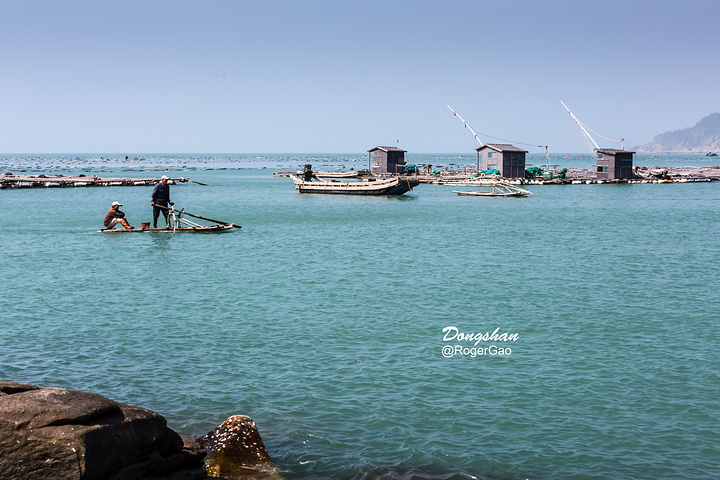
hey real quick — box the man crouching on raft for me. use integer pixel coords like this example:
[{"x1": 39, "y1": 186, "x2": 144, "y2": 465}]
[{"x1": 104, "y1": 201, "x2": 134, "y2": 230}]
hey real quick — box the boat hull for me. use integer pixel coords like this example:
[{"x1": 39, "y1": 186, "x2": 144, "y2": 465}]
[{"x1": 453, "y1": 190, "x2": 527, "y2": 197}]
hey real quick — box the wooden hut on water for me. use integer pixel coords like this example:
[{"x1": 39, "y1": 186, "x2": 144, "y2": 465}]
[
  {"x1": 595, "y1": 148, "x2": 635, "y2": 180},
  {"x1": 475, "y1": 144, "x2": 527, "y2": 178},
  {"x1": 368, "y1": 146, "x2": 407, "y2": 174}
]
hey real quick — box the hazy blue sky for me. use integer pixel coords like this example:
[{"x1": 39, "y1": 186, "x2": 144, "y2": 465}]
[{"x1": 2, "y1": 0, "x2": 718, "y2": 154}]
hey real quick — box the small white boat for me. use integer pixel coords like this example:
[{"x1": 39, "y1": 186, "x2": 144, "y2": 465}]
[
  {"x1": 453, "y1": 182, "x2": 532, "y2": 197},
  {"x1": 314, "y1": 169, "x2": 370, "y2": 178},
  {"x1": 649, "y1": 168, "x2": 668, "y2": 177},
  {"x1": 289, "y1": 174, "x2": 419, "y2": 195},
  {"x1": 440, "y1": 176, "x2": 499, "y2": 186}
]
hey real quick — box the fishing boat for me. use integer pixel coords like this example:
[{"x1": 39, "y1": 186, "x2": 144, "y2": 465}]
[
  {"x1": 453, "y1": 182, "x2": 532, "y2": 197},
  {"x1": 289, "y1": 174, "x2": 419, "y2": 195},
  {"x1": 99, "y1": 206, "x2": 240, "y2": 233}
]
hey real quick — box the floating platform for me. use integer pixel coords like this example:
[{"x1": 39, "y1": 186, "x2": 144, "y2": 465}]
[{"x1": 0, "y1": 174, "x2": 188, "y2": 189}]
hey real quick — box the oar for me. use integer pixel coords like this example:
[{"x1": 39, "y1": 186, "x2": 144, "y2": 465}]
[
  {"x1": 157, "y1": 205, "x2": 241, "y2": 228},
  {"x1": 190, "y1": 180, "x2": 208, "y2": 186},
  {"x1": 181, "y1": 210, "x2": 242, "y2": 228}
]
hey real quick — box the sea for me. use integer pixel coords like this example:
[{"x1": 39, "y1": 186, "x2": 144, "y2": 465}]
[{"x1": 1, "y1": 152, "x2": 719, "y2": 480}]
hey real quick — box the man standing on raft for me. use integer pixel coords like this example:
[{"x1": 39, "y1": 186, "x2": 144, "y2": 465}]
[
  {"x1": 150, "y1": 175, "x2": 174, "y2": 228},
  {"x1": 104, "y1": 201, "x2": 134, "y2": 230}
]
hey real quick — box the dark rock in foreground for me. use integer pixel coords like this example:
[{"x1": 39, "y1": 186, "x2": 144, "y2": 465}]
[{"x1": 0, "y1": 382, "x2": 277, "y2": 480}]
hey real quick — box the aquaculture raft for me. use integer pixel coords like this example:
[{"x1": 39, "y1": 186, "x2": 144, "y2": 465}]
[{"x1": 0, "y1": 173, "x2": 188, "y2": 189}]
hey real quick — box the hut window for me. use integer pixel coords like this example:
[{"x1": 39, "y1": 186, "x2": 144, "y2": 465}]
[
  {"x1": 487, "y1": 152, "x2": 493, "y2": 158},
  {"x1": 597, "y1": 166, "x2": 608, "y2": 172},
  {"x1": 597, "y1": 153, "x2": 604, "y2": 159}
]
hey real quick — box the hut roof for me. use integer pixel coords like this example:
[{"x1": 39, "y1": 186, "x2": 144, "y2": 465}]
[
  {"x1": 595, "y1": 148, "x2": 636, "y2": 155},
  {"x1": 368, "y1": 146, "x2": 407, "y2": 153},
  {"x1": 475, "y1": 144, "x2": 528, "y2": 153}
]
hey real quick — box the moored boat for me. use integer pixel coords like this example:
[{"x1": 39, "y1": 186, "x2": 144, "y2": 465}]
[
  {"x1": 453, "y1": 182, "x2": 532, "y2": 197},
  {"x1": 289, "y1": 174, "x2": 419, "y2": 195},
  {"x1": 440, "y1": 177, "x2": 499, "y2": 186},
  {"x1": 649, "y1": 168, "x2": 668, "y2": 177},
  {"x1": 315, "y1": 169, "x2": 371, "y2": 178}
]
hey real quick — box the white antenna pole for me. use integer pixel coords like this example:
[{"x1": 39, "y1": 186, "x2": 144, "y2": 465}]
[
  {"x1": 447, "y1": 105, "x2": 484, "y2": 147},
  {"x1": 560, "y1": 101, "x2": 599, "y2": 150}
]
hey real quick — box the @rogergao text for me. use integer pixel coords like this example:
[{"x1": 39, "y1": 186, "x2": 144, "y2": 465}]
[{"x1": 442, "y1": 345, "x2": 512, "y2": 357}]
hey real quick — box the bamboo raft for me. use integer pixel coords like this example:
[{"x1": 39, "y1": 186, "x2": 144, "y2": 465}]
[
  {"x1": 99, "y1": 206, "x2": 240, "y2": 233},
  {"x1": 99, "y1": 224, "x2": 236, "y2": 233},
  {"x1": 0, "y1": 174, "x2": 188, "y2": 189}
]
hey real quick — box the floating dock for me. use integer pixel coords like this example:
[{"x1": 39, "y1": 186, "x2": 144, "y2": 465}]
[{"x1": 0, "y1": 174, "x2": 188, "y2": 189}]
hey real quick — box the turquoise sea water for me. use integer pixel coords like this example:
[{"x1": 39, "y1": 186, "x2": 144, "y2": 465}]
[{"x1": 1, "y1": 153, "x2": 719, "y2": 480}]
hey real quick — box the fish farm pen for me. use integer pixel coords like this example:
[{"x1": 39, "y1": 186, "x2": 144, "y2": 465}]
[
  {"x1": 416, "y1": 165, "x2": 720, "y2": 185},
  {"x1": 2, "y1": 166, "x2": 720, "y2": 190},
  {"x1": 0, "y1": 174, "x2": 188, "y2": 189}
]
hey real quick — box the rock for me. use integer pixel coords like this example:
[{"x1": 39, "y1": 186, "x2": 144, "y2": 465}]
[
  {"x1": 198, "y1": 415, "x2": 279, "y2": 479},
  {"x1": 0, "y1": 382, "x2": 205, "y2": 480},
  {"x1": 0, "y1": 381, "x2": 39, "y2": 395}
]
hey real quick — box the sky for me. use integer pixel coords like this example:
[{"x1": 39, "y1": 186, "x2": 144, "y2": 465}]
[{"x1": 1, "y1": 0, "x2": 719, "y2": 154}]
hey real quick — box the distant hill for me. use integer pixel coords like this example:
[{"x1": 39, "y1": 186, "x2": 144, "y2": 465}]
[{"x1": 635, "y1": 113, "x2": 720, "y2": 153}]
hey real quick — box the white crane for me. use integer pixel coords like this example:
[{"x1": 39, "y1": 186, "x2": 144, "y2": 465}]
[
  {"x1": 560, "y1": 101, "x2": 599, "y2": 156},
  {"x1": 447, "y1": 105, "x2": 484, "y2": 147},
  {"x1": 561, "y1": 101, "x2": 624, "y2": 155}
]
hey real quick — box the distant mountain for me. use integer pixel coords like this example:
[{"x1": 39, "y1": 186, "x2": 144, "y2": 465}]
[{"x1": 635, "y1": 113, "x2": 720, "y2": 153}]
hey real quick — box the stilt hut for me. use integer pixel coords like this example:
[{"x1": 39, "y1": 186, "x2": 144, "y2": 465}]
[
  {"x1": 595, "y1": 148, "x2": 635, "y2": 180},
  {"x1": 475, "y1": 144, "x2": 527, "y2": 178},
  {"x1": 368, "y1": 146, "x2": 407, "y2": 174}
]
